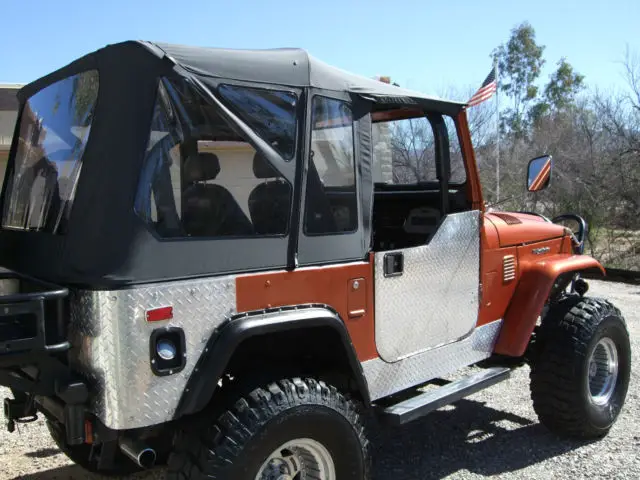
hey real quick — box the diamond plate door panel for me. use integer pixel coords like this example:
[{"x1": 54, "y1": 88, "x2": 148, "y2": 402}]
[
  {"x1": 374, "y1": 210, "x2": 481, "y2": 362},
  {"x1": 68, "y1": 275, "x2": 236, "y2": 430},
  {"x1": 363, "y1": 319, "x2": 502, "y2": 400}
]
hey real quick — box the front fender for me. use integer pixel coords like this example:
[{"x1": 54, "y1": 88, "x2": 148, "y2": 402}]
[{"x1": 494, "y1": 254, "x2": 605, "y2": 357}]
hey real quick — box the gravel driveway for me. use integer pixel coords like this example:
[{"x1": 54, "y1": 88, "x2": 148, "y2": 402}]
[{"x1": 1, "y1": 279, "x2": 638, "y2": 479}]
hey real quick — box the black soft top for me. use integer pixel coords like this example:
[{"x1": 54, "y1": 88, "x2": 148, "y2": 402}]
[
  {"x1": 20, "y1": 40, "x2": 464, "y2": 115},
  {"x1": 2, "y1": 41, "x2": 464, "y2": 287}
]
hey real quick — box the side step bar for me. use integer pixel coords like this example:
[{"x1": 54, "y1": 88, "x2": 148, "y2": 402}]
[{"x1": 379, "y1": 367, "x2": 511, "y2": 426}]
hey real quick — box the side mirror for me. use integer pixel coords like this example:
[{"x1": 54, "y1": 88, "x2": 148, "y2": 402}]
[{"x1": 527, "y1": 155, "x2": 553, "y2": 192}]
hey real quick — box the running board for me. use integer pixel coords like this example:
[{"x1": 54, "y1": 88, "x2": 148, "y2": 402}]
[{"x1": 379, "y1": 367, "x2": 511, "y2": 426}]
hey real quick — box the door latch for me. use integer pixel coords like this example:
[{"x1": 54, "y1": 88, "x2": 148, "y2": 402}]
[{"x1": 383, "y1": 252, "x2": 404, "y2": 277}]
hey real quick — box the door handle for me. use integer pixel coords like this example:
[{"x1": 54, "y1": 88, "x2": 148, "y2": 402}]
[{"x1": 383, "y1": 252, "x2": 404, "y2": 277}]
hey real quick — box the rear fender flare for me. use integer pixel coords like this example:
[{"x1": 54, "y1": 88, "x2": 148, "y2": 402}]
[
  {"x1": 494, "y1": 254, "x2": 605, "y2": 357},
  {"x1": 173, "y1": 305, "x2": 370, "y2": 419}
]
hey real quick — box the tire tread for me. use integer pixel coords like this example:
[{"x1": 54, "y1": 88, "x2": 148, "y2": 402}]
[
  {"x1": 530, "y1": 296, "x2": 628, "y2": 438},
  {"x1": 167, "y1": 377, "x2": 370, "y2": 479}
]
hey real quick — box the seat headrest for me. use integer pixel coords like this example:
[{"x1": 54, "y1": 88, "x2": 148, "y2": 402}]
[
  {"x1": 184, "y1": 153, "x2": 221, "y2": 182},
  {"x1": 253, "y1": 153, "x2": 279, "y2": 179}
]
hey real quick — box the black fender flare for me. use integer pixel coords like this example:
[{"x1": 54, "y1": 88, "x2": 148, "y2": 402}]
[{"x1": 174, "y1": 304, "x2": 370, "y2": 419}]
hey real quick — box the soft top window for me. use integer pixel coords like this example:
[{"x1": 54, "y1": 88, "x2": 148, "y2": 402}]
[
  {"x1": 218, "y1": 84, "x2": 297, "y2": 160},
  {"x1": 2, "y1": 70, "x2": 99, "y2": 234},
  {"x1": 304, "y1": 96, "x2": 357, "y2": 235},
  {"x1": 135, "y1": 77, "x2": 293, "y2": 239}
]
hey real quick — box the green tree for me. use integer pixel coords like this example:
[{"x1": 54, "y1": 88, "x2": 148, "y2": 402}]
[
  {"x1": 493, "y1": 22, "x2": 545, "y2": 135},
  {"x1": 544, "y1": 58, "x2": 585, "y2": 110},
  {"x1": 530, "y1": 58, "x2": 585, "y2": 125}
]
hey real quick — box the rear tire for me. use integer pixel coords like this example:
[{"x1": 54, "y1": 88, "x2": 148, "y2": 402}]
[
  {"x1": 530, "y1": 296, "x2": 631, "y2": 438},
  {"x1": 167, "y1": 377, "x2": 370, "y2": 480}
]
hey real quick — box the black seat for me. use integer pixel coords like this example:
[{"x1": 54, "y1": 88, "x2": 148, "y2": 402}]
[
  {"x1": 182, "y1": 152, "x2": 253, "y2": 237},
  {"x1": 248, "y1": 154, "x2": 291, "y2": 235}
]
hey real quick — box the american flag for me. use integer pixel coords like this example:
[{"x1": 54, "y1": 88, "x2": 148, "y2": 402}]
[{"x1": 468, "y1": 66, "x2": 497, "y2": 107}]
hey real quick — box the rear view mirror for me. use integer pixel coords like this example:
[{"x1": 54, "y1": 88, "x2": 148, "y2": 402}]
[{"x1": 527, "y1": 155, "x2": 553, "y2": 192}]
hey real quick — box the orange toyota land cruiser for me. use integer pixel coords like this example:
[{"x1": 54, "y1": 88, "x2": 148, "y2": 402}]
[{"x1": 0, "y1": 41, "x2": 630, "y2": 479}]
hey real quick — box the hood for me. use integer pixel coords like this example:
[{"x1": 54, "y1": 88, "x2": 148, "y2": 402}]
[{"x1": 485, "y1": 212, "x2": 567, "y2": 247}]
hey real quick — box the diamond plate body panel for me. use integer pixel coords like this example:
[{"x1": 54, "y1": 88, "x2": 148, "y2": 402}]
[
  {"x1": 68, "y1": 276, "x2": 236, "y2": 430},
  {"x1": 374, "y1": 210, "x2": 481, "y2": 362},
  {"x1": 363, "y1": 319, "x2": 502, "y2": 400}
]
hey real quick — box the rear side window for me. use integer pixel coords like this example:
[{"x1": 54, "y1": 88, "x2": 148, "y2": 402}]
[
  {"x1": 218, "y1": 85, "x2": 297, "y2": 160},
  {"x1": 135, "y1": 77, "x2": 293, "y2": 238},
  {"x1": 304, "y1": 97, "x2": 357, "y2": 235},
  {"x1": 2, "y1": 70, "x2": 99, "y2": 233}
]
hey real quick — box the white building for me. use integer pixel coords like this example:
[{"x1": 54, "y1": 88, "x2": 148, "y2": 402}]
[{"x1": 0, "y1": 84, "x2": 22, "y2": 179}]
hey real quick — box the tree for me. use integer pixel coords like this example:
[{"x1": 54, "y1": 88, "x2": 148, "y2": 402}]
[
  {"x1": 389, "y1": 118, "x2": 437, "y2": 183},
  {"x1": 544, "y1": 58, "x2": 585, "y2": 111},
  {"x1": 530, "y1": 58, "x2": 585, "y2": 123},
  {"x1": 623, "y1": 45, "x2": 640, "y2": 110},
  {"x1": 486, "y1": 24, "x2": 638, "y2": 269},
  {"x1": 493, "y1": 22, "x2": 545, "y2": 135}
]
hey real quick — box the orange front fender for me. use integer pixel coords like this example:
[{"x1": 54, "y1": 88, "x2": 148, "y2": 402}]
[{"x1": 493, "y1": 254, "x2": 606, "y2": 357}]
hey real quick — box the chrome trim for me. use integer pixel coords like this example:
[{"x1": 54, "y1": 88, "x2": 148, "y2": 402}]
[
  {"x1": 588, "y1": 337, "x2": 619, "y2": 406},
  {"x1": 503, "y1": 254, "x2": 516, "y2": 282},
  {"x1": 68, "y1": 275, "x2": 237, "y2": 429},
  {"x1": 374, "y1": 211, "x2": 481, "y2": 362},
  {"x1": 363, "y1": 320, "x2": 503, "y2": 401}
]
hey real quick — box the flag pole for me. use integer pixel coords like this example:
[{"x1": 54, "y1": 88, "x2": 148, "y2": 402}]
[{"x1": 495, "y1": 57, "x2": 500, "y2": 203}]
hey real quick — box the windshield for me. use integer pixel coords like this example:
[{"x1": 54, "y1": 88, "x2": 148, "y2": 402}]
[
  {"x1": 1, "y1": 70, "x2": 99, "y2": 234},
  {"x1": 371, "y1": 115, "x2": 466, "y2": 185}
]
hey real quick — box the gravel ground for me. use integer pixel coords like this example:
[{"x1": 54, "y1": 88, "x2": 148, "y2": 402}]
[{"x1": 1, "y1": 279, "x2": 638, "y2": 479}]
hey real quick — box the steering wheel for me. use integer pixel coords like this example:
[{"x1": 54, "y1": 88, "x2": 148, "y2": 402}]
[{"x1": 552, "y1": 214, "x2": 588, "y2": 254}]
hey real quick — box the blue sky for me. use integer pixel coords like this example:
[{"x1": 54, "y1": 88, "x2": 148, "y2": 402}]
[{"x1": 2, "y1": 0, "x2": 638, "y2": 99}]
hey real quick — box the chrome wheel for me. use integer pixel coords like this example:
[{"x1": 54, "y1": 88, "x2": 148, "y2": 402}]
[
  {"x1": 255, "y1": 438, "x2": 336, "y2": 480},
  {"x1": 588, "y1": 337, "x2": 619, "y2": 406}
]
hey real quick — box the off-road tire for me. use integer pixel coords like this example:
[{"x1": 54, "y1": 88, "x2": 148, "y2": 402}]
[
  {"x1": 46, "y1": 420, "x2": 142, "y2": 476},
  {"x1": 167, "y1": 377, "x2": 370, "y2": 480},
  {"x1": 530, "y1": 296, "x2": 631, "y2": 438}
]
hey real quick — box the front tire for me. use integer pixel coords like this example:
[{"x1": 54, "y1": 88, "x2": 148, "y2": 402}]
[
  {"x1": 167, "y1": 377, "x2": 370, "y2": 480},
  {"x1": 530, "y1": 296, "x2": 631, "y2": 439}
]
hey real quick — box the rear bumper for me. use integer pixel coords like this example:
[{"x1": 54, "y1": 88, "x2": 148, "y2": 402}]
[
  {"x1": 0, "y1": 270, "x2": 90, "y2": 445},
  {"x1": 0, "y1": 270, "x2": 70, "y2": 367}
]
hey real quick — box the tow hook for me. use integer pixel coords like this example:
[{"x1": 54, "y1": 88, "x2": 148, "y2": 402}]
[{"x1": 4, "y1": 396, "x2": 37, "y2": 433}]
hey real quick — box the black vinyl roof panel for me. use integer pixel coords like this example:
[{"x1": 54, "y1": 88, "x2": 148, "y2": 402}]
[
  {"x1": 19, "y1": 40, "x2": 465, "y2": 113},
  {"x1": 149, "y1": 41, "x2": 463, "y2": 106}
]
